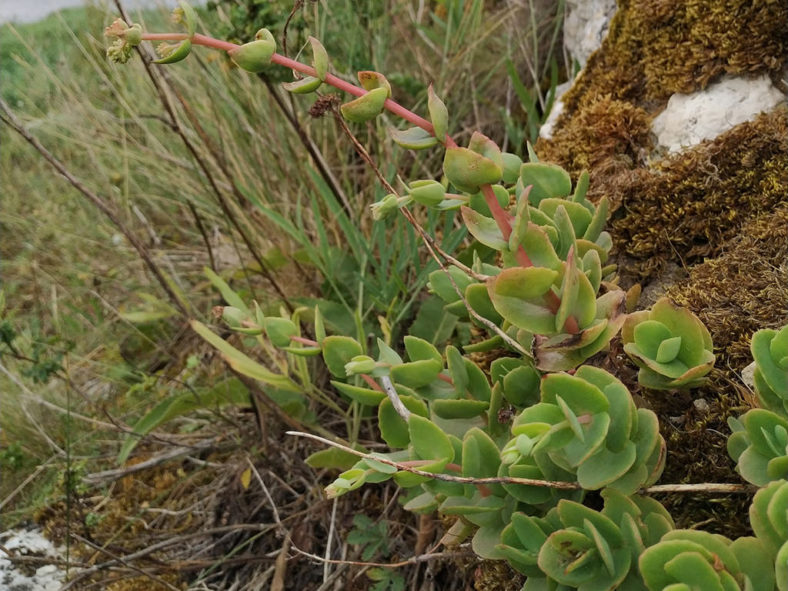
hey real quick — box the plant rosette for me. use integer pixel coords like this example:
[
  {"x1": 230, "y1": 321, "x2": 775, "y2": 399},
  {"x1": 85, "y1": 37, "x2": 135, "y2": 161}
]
[
  {"x1": 750, "y1": 325, "x2": 788, "y2": 417},
  {"x1": 728, "y1": 409, "x2": 788, "y2": 486},
  {"x1": 500, "y1": 366, "x2": 665, "y2": 500},
  {"x1": 622, "y1": 297, "x2": 715, "y2": 390},
  {"x1": 639, "y1": 529, "x2": 775, "y2": 591},
  {"x1": 499, "y1": 489, "x2": 674, "y2": 590},
  {"x1": 749, "y1": 480, "x2": 788, "y2": 591}
]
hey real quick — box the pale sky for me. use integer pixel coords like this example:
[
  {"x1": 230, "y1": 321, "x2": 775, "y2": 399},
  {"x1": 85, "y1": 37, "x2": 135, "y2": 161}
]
[{"x1": 0, "y1": 0, "x2": 164, "y2": 24}]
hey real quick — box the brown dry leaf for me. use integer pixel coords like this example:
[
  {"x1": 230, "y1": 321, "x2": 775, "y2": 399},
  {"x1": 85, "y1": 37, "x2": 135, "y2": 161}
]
[{"x1": 271, "y1": 534, "x2": 291, "y2": 591}]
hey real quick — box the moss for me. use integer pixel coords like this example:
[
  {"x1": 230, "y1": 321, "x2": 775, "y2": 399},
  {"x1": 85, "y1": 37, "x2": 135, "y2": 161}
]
[
  {"x1": 667, "y1": 205, "x2": 788, "y2": 374},
  {"x1": 609, "y1": 107, "x2": 788, "y2": 280},
  {"x1": 472, "y1": 560, "x2": 526, "y2": 591},
  {"x1": 560, "y1": 0, "x2": 788, "y2": 111},
  {"x1": 536, "y1": 96, "x2": 652, "y2": 188},
  {"x1": 537, "y1": 0, "x2": 788, "y2": 198},
  {"x1": 620, "y1": 205, "x2": 788, "y2": 536}
]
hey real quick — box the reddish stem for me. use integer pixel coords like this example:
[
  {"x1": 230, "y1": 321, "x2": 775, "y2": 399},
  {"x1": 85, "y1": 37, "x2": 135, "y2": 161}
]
[
  {"x1": 290, "y1": 335, "x2": 319, "y2": 347},
  {"x1": 437, "y1": 373, "x2": 454, "y2": 386},
  {"x1": 140, "y1": 30, "x2": 580, "y2": 335},
  {"x1": 360, "y1": 374, "x2": 384, "y2": 392}
]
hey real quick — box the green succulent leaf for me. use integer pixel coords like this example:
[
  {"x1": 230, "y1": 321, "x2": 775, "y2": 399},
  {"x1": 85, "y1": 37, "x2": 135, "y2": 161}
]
[
  {"x1": 753, "y1": 328, "x2": 788, "y2": 401},
  {"x1": 308, "y1": 36, "x2": 328, "y2": 80},
  {"x1": 444, "y1": 143, "x2": 503, "y2": 193},
  {"x1": 176, "y1": 1, "x2": 197, "y2": 36},
  {"x1": 378, "y1": 395, "x2": 428, "y2": 448},
  {"x1": 322, "y1": 336, "x2": 364, "y2": 378},
  {"x1": 155, "y1": 39, "x2": 192, "y2": 64},
  {"x1": 432, "y1": 398, "x2": 489, "y2": 419},
  {"x1": 427, "y1": 84, "x2": 449, "y2": 143},
  {"x1": 462, "y1": 428, "x2": 502, "y2": 478},
  {"x1": 409, "y1": 414, "x2": 454, "y2": 463},
  {"x1": 489, "y1": 266, "x2": 560, "y2": 335},
  {"x1": 461, "y1": 207, "x2": 507, "y2": 250},
  {"x1": 229, "y1": 30, "x2": 275, "y2": 72},
  {"x1": 576, "y1": 443, "x2": 637, "y2": 490},
  {"x1": 390, "y1": 126, "x2": 440, "y2": 150},
  {"x1": 391, "y1": 359, "x2": 443, "y2": 388},
  {"x1": 520, "y1": 162, "x2": 572, "y2": 206},
  {"x1": 428, "y1": 267, "x2": 473, "y2": 305},
  {"x1": 341, "y1": 86, "x2": 388, "y2": 123},
  {"x1": 282, "y1": 76, "x2": 323, "y2": 94},
  {"x1": 264, "y1": 317, "x2": 298, "y2": 347},
  {"x1": 502, "y1": 152, "x2": 523, "y2": 184},
  {"x1": 331, "y1": 380, "x2": 386, "y2": 406}
]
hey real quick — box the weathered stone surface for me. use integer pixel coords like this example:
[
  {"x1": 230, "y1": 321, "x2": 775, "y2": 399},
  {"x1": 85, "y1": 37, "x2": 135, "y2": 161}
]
[
  {"x1": 563, "y1": 0, "x2": 617, "y2": 67},
  {"x1": 652, "y1": 75, "x2": 786, "y2": 153}
]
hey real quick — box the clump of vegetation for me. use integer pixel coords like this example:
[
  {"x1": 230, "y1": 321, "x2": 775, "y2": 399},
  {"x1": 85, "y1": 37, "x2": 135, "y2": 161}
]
[{"x1": 2, "y1": 1, "x2": 786, "y2": 589}]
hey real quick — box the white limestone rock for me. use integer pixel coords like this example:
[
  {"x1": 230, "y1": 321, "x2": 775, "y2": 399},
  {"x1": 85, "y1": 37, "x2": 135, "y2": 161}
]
[
  {"x1": 538, "y1": 80, "x2": 572, "y2": 140},
  {"x1": 0, "y1": 529, "x2": 64, "y2": 591},
  {"x1": 540, "y1": 0, "x2": 617, "y2": 141},
  {"x1": 652, "y1": 75, "x2": 787, "y2": 154},
  {"x1": 564, "y1": 0, "x2": 617, "y2": 68}
]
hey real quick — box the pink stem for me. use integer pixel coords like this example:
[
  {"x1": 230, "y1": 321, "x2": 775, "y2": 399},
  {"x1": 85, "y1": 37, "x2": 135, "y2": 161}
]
[
  {"x1": 290, "y1": 335, "x2": 319, "y2": 347},
  {"x1": 140, "y1": 30, "x2": 580, "y2": 334},
  {"x1": 142, "y1": 32, "x2": 436, "y2": 134},
  {"x1": 360, "y1": 374, "x2": 384, "y2": 392}
]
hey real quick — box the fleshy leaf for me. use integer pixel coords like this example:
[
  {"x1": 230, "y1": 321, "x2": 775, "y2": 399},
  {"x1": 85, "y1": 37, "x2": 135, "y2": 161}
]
[
  {"x1": 341, "y1": 87, "x2": 388, "y2": 123},
  {"x1": 322, "y1": 335, "x2": 364, "y2": 378},
  {"x1": 390, "y1": 126, "x2": 440, "y2": 150},
  {"x1": 409, "y1": 414, "x2": 454, "y2": 462},
  {"x1": 461, "y1": 207, "x2": 507, "y2": 250},
  {"x1": 520, "y1": 162, "x2": 572, "y2": 205},
  {"x1": 428, "y1": 84, "x2": 449, "y2": 143},
  {"x1": 282, "y1": 76, "x2": 322, "y2": 94},
  {"x1": 444, "y1": 147, "x2": 503, "y2": 193},
  {"x1": 489, "y1": 266, "x2": 560, "y2": 335}
]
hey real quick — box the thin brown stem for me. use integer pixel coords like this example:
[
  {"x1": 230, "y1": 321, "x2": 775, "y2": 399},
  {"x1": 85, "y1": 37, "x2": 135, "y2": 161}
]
[{"x1": 186, "y1": 200, "x2": 216, "y2": 271}]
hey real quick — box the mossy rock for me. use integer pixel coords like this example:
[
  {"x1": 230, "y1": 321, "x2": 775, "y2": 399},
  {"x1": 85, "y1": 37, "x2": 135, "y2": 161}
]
[
  {"x1": 609, "y1": 107, "x2": 788, "y2": 281},
  {"x1": 559, "y1": 0, "x2": 788, "y2": 111},
  {"x1": 536, "y1": 0, "x2": 788, "y2": 535}
]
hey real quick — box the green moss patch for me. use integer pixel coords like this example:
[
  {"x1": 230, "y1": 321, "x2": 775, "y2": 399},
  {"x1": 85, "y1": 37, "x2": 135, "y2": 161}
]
[
  {"x1": 561, "y1": 0, "x2": 788, "y2": 111},
  {"x1": 610, "y1": 107, "x2": 788, "y2": 280}
]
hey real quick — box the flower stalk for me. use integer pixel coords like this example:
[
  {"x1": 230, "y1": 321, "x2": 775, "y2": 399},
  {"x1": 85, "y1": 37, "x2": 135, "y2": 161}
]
[{"x1": 133, "y1": 26, "x2": 580, "y2": 334}]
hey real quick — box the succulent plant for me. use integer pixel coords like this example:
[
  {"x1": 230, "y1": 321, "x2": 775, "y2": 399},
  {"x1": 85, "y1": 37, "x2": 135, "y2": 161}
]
[
  {"x1": 622, "y1": 297, "x2": 715, "y2": 390},
  {"x1": 228, "y1": 28, "x2": 276, "y2": 72},
  {"x1": 639, "y1": 529, "x2": 775, "y2": 591},
  {"x1": 728, "y1": 409, "x2": 788, "y2": 486},
  {"x1": 443, "y1": 132, "x2": 503, "y2": 194},
  {"x1": 500, "y1": 366, "x2": 665, "y2": 499},
  {"x1": 750, "y1": 479, "x2": 788, "y2": 591},
  {"x1": 750, "y1": 324, "x2": 788, "y2": 417},
  {"x1": 499, "y1": 490, "x2": 674, "y2": 589}
]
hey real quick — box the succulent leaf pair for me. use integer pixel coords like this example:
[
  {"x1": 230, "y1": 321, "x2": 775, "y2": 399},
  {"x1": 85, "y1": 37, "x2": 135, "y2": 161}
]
[
  {"x1": 750, "y1": 325, "x2": 788, "y2": 417},
  {"x1": 499, "y1": 490, "x2": 674, "y2": 589},
  {"x1": 490, "y1": 262, "x2": 627, "y2": 371},
  {"x1": 281, "y1": 36, "x2": 329, "y2": 93},
  {"x1": 622, "y1": 297, "x2": 715, "y2": 390},
  {"x1": 444, "y1": 132, "x2": 504, "y2": 193},
  {"x1": 728, "y1": 409, "x2": 788, "y2": 486},
  {"x1": 501, "y1": 366, "x2": 665, "y2": 499},
  {"x1": 639, "y1": 529, "x2": 774, "y2": 591},
  {"x1": 750, "y1": 480, "x2": 788, "y2": 591}
]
